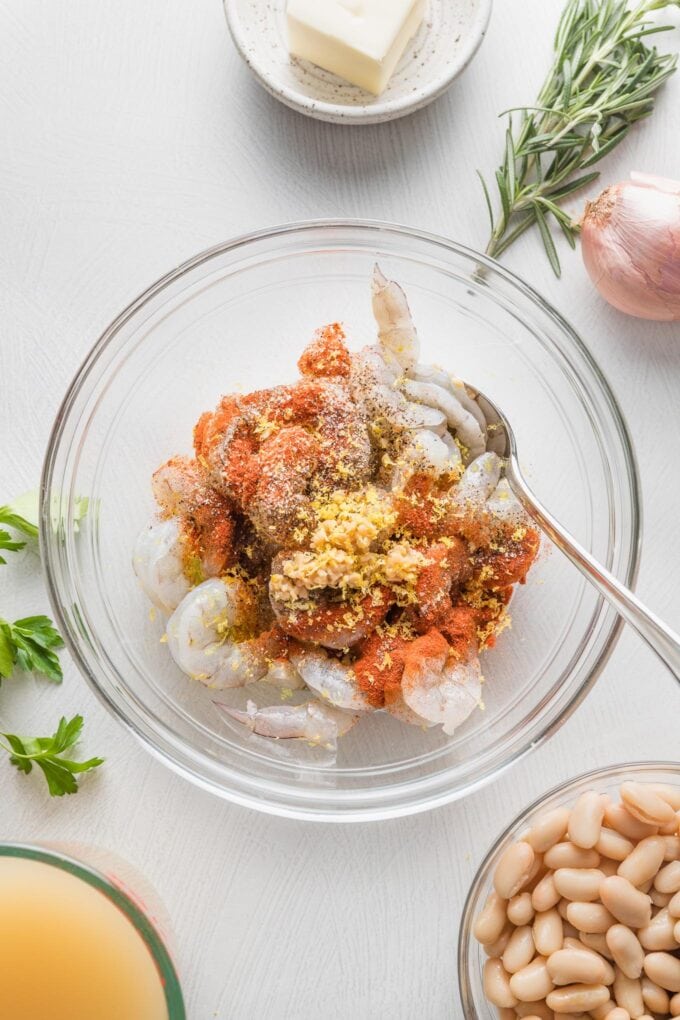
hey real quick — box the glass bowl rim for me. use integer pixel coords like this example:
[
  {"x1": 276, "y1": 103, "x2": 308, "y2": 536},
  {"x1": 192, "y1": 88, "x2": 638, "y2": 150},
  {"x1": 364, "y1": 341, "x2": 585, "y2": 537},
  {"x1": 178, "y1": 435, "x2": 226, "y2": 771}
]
[
  {"x1": 0, "y1": 842, "x2": 185, "y2": 1017},
  {"x1": 39, "y1": 219, "x2": 643, "y2": 822},
  {"x1": 457, "y1": 759, "x2": 680, "y2": 1018}
]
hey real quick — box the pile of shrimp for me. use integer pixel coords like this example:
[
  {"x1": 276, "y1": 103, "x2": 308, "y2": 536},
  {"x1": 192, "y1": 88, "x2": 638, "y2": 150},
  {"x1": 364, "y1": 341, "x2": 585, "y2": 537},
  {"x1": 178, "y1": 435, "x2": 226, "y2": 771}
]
[{"x1": 133, "y1": 267, "x2": 540, "y2": 755}]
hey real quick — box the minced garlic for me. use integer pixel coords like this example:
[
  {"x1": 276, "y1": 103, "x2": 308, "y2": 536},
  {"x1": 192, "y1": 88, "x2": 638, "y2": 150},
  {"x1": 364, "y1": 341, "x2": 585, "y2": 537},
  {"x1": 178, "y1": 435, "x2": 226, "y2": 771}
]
[{"x1": 383, "y1": 543, "x2": 428, "y2": 585}]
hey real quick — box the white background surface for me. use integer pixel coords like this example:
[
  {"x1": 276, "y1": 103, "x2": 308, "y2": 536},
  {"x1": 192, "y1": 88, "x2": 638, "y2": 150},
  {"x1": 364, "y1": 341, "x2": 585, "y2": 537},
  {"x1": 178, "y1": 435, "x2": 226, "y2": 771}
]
[{"x1": 1, "y1": 1, "x2": 679, "y2": 1017}]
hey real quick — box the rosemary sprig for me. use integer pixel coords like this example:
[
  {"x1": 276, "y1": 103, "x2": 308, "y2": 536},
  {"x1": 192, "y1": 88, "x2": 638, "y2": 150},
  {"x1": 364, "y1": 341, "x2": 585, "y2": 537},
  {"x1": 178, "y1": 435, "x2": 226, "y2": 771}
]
[{"x1": 481, "y1": 0, "x2": 680, "y2": 275}]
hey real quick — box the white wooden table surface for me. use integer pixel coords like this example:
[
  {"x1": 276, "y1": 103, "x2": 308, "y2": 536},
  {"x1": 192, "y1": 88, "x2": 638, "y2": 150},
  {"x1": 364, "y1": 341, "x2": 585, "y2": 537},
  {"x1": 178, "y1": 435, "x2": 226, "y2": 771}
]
[{"x1": 1, "y1": 1, "x2": 679, "y2": 1017}]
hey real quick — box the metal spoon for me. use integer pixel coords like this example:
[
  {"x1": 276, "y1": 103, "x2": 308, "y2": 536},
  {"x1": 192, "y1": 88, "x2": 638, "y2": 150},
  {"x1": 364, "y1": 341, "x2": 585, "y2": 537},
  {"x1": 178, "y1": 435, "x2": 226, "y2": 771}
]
[{"x1": 474, "y1": 389, "x2": 680, "y2": 679}]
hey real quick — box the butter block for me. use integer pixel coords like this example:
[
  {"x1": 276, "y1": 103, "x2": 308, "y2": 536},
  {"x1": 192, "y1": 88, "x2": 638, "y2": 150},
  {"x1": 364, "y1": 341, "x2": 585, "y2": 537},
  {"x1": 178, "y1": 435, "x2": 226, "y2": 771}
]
[{"x1": 286, "y1": 0, "x2": 426, "y2": 96}]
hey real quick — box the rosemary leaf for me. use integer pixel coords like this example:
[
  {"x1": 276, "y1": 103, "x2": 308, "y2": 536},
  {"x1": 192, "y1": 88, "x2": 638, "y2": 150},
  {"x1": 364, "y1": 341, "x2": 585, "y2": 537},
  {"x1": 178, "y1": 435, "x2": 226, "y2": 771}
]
[
  {"x1": 482, "y1": 0, "x2": 680, "y2": 274},
  {"x1": 534, "y1": 204, "x2": 562, "y2": 277}
]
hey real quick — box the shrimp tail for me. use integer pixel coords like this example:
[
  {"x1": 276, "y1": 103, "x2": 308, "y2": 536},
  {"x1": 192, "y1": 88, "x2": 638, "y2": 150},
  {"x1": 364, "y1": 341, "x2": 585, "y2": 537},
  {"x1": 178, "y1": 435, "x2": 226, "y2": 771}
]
[
  {"x1": 215, "y1": 699, "x2": 359, "y2": 747},
  {"x1": 372, "y1": 264, "x2": 420, "y2": 373}
]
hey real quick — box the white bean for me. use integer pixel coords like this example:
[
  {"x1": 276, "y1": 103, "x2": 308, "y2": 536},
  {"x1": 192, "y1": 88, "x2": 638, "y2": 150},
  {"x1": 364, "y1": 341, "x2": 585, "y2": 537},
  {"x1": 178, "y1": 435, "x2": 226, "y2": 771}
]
[
  {"x1": 562, "y1": 937, "x2": 615, "y2": 982},
  {"x1": 494, "y1": 842, "x2": 535, "y2": 900},
  {"x1": 566, "y1": 901, "x2": 616, "y2": 934},
  {"x1": 544, "y1": 843, "x2": 600, "y2": 870},
  {"x1": 638, "y1": 906, "x2": 679, "y2": 951},
  {"x1": 554, "y1": 867, "x2": 604, "y2": 902},
  {"x1": 670, "y1": 889, "x2": 680, "y2": 918},
  {"x1": 606, "y1": 924, "x2": 644, "y2": 979},
  {"x1": 643, "y1": 950, "x2": 680, "y2": 992},
  {"x1": 532, "y1": 872, "x2": 561, "y2": 913},
  {"x1": 621, "y1": 782, "x2": 676, "y2": 826},
  {"x1": 569, "y1": 790, "x2": 605, "y2": 849},
  {"x1": 651, "y1": 888, "x2": 672, "y2": 907},
  {"x1": 650, "y1": 783, "x2": 680, "y2": 811},
  {"x1": 507, "y1": 891, "x2": 535, "y2": 926},
  {"x1": 612, "y1": 965, "x2": 644, "y2": 1018},
  {"x1": 596, "y1": 827, "x2": 635, "y2": 862},
  {"x1": 546, "y1": 982, "x2": 609, "y2": 1012},
  {"x1": 502, "y1": 925, "x2": 535, "y2": 974},
  {"x1": 525, "y1": 807, "x2": 571, "y2": 853},
  {"x1": 474, "y1": 890, "x2": 508, "y2": 944},
  {"x1": 641, "y1": 973, "x2": 670, "y2": 1013},
  {"x1": 579, "y1": 930, "x2": 614, "y2": 959},
  {"x1": 482, "y1": 922, "x2": 513, "y2": 958},
  {"x1": 546, "y1": 947, "x2": 611, "y2": 986},
  {"x1": 514, "y1": 1002, "x2": 552, "y2": 1019},
  {"x1": 604, "y1": 801, "x2": 659, "y2": 841},
  {"x1": 483, "y1": 958, "x2": 517, "y2": 1008},
  {"x1": 533, "y1": 907, "x2": 563, "y2": 956},
  {"x1": 617, "y1": 835, "x2": 666, "y2": 887},
  {"x1": 509, "y1": 956, "x2": 554, "y2": 1003},
  {"x1": 589, "y1": 1001, "x2": 616, "y2": 1019},
  {"x1": 599, "y1": 875, "x2": 652, "y2": 929},
  {"x1": 655, "y1": 860, "x2": 680, "y2": 893}
]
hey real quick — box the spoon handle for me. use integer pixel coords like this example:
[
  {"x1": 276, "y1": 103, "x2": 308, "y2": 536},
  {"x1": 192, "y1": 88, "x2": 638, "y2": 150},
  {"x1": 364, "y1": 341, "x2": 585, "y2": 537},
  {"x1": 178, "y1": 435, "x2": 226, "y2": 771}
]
[{"x1": 506, "y1": 459, "x2": 680, "y2": 681}]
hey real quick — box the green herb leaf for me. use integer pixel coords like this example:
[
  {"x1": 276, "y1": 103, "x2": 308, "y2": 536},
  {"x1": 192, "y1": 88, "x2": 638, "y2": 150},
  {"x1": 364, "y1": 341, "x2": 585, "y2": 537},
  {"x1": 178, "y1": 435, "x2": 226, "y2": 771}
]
[
  {"x1": 476, "y1": 171, "x2": 495, "y2": 232},
  {"x1": 0, "y1": 529, "x2": 26, "y2": 564},
  {"x1": 534, "y1": 203, "x2": 562, "y2": 277},
  {"x1": 0, "y1": 504, "x2": 39, "y2": 540},
  {"x1": 483, "y1": 0, "x2": 680, "y2": 268},
  {"x1": 0, "y1": 615, "x2": 65, "y2": 684},
  {"x1": 0, "y1": 715, "x2": 104, "y2": 796}
]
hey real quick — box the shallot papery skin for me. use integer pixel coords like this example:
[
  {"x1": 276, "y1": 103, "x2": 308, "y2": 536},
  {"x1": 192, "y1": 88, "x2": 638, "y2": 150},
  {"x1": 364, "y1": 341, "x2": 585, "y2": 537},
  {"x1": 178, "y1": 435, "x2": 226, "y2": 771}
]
[{"x1": 581, "y1": 172, "x2": 680, "y2": 322}]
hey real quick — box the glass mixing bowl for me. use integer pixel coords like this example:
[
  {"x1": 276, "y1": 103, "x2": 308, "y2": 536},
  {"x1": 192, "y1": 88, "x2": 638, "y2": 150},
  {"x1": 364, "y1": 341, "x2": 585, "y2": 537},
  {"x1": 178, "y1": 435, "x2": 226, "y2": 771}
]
[
  {"x1": 41, "y1": 222, "x2": 641, "y2": 822},
  {"x1": 458, "y1": 762, "x2": 679, "y2": 1018}
]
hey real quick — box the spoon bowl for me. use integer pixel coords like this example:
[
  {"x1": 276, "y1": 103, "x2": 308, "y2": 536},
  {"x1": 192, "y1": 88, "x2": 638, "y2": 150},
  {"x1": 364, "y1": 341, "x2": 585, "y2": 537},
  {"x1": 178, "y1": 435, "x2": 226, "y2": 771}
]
[{"x1": 472, "y1": 386, "x2": 680, "y2": 681}]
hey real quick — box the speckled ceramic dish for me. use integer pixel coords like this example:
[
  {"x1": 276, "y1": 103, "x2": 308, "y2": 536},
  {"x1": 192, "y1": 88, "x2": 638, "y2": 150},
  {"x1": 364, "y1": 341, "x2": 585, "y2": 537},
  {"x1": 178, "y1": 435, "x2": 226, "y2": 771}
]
[{"x1": 223, "y1": 0, "x2": 493, "y2": 125}]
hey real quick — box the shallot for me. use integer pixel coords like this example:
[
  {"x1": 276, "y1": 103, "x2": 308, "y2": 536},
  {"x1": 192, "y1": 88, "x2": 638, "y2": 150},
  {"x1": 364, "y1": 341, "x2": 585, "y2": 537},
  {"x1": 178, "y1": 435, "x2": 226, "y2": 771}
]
[{"x1": 581, "y1": 172, "x2": 680, "y2": 322}]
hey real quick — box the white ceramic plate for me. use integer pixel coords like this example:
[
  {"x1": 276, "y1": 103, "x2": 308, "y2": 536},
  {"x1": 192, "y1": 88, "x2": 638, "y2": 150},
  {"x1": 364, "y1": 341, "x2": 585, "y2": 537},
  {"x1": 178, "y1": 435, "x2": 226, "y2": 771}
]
[{"x1": 223, "y1": 0, "x2": 493, "y2": 125}]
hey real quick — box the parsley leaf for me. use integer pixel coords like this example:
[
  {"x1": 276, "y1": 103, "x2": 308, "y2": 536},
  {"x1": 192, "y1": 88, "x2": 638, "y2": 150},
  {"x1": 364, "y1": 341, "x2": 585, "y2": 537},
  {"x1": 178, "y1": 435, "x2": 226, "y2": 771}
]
[
  {"x1": 0, "y1": 615, "x2": 65, "y2": 684},
  {"x1": 0, "y1": 503, "x2": 39, "y2": 540},
  {"x1": 0, "y1": 715, "x2": 104, "y2": 796},
  {"x1": 0, "y1": 529, "x2": 26, "y2": 564}
]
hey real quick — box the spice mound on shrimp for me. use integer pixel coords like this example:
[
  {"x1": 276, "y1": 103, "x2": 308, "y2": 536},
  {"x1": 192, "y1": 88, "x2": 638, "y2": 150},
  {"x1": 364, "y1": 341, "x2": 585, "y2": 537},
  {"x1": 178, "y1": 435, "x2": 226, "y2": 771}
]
[{"x1": 133, "y1": 268, "x2": 540, "y2": 754}]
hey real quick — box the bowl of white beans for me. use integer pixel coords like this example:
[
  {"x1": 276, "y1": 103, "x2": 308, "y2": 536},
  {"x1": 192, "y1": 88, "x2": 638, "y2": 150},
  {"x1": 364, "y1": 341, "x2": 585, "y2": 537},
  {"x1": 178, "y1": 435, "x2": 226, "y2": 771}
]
[{"x1": 459, "y1": 763, "x2": 680, "y2": 1019}]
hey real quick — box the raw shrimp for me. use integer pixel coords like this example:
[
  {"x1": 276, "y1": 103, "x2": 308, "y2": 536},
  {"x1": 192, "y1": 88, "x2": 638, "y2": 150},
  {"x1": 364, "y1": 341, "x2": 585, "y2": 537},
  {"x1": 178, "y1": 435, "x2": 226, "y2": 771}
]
[
  {"x1": 166, "y1": 578, "x2": 299, "y2": 690},
  {"x1": 133, "y1": 518, "x2": 190, "y2": 614},
  {"x1": 297, "y1": 323, "x2": 351, "y2": 379},
  {"x1": 452, "y1": 461, "x2": 541, "y2": 583},
  {"x1": 452, "y1": 452, "x2": 503, "y2": 508},
  {"x1": 411, "y1": 364, "x2": 487, "y2": 431},
  {"x1": 217, "y1": 699, "x2": 359, "y2": 747},
  {"x1": 400, "y1": 379, "x2": 487, "y2": 462},
  {"x1": 271, "y1": 586, "x2": 393, "y2": 650},
  {"x1": 248, "y1": 426, "x2": 320, "y2": 546},
  {"x1": 290, "y1": 646, "x2": 375, "y2": 712},
  {"x1": 407, "y1": 539, "x2": 472, "y2": 632},
  {"x1": 371, "y1": 265, "x2": 420, "y2": 372},
  {"x1": 391, "y1": 428, "x2": 461, "y2": 487},
  {"x1": 350, "y1": 345, "x2": 445, "y2": 435},
  {"x1": 152, "y1": 456, "x2": 236, "y2": 577},
  {"x1": 475, "y1": 527, "x2": 541, "y2": 589},
  {"x1": 198, "y1": 377, "x2": 372, "y2": 542},
  {"x1": 398, "y1": 629, "x2": 483, "y2": 735}
]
